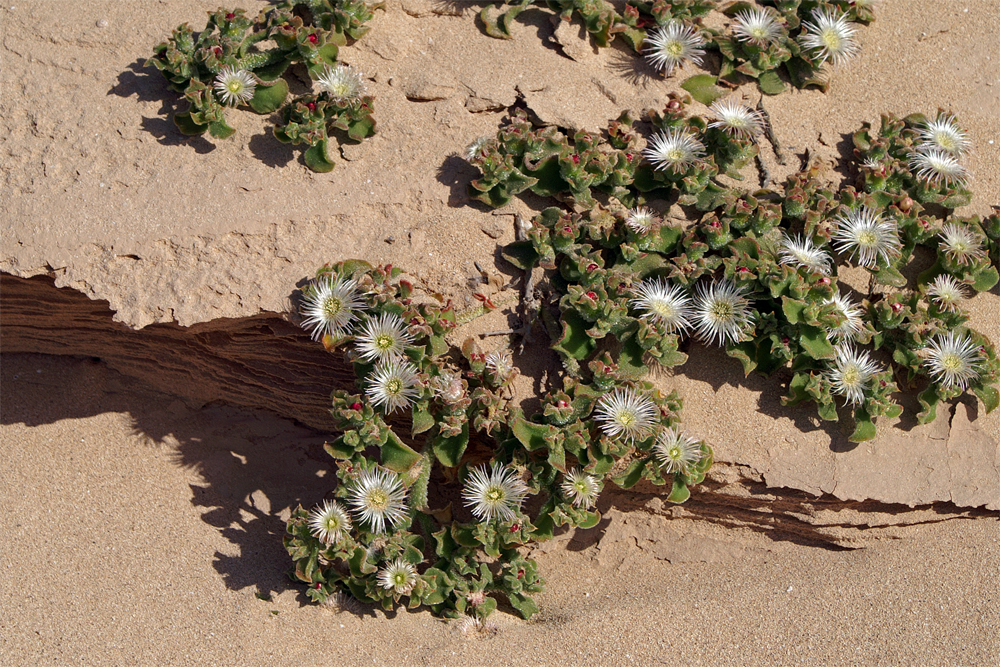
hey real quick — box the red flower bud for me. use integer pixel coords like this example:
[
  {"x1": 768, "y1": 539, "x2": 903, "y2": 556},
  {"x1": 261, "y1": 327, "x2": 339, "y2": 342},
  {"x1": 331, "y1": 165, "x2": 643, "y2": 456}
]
[
  {"x1": 586, "y1": 291, "x2": 597, "y2": 300},
  {"x1": 891, "y1": 302, "x2": 903, "y2": 313},
  {"x1": 625, "y1": 153, "x2": 633, "y2": 160},
  {"x1": 306, "y1": 102, "x2": 316, "y2": 111},
  {"x1": 517, "y1": 569, "x2": 525, "y2": 579},
  {"x1": 586, "y1": 263, "x2": 598, "y2": 272},
  {"x1": 899, "y1": 197, "x2": 914, "y2": 213},
  {"x1": 308, "y1": 33, "x2": 318, "y2": 44},
  {"x1": 225, "y1": 12, "x2": 235, "y2": 20},
  {"x1": 819, "y1": 277, "x2": 831, "y2": 285},
  {"x1": 556, "y1": 400, "x2": 569, "y2": 408},
  {"x1": 511, "y1": 523, "x2": 520, "y2": 532},
  {"x1": 571, "y1": 154, "x2": 580, "y2": 165},
  {"x1": 350, "y1": 402, "x2": 362, "y2": 411}
]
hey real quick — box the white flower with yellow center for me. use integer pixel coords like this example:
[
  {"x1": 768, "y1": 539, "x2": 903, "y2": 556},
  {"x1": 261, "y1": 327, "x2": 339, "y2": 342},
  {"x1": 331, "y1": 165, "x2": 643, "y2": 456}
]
[
  {"x1": 560, "y1": 468, "x2": 601, "y2": 509},
  {"x1": 644, "y1": 20, "x2": 705, "y2": 76},
  {"x1": 824, "y1": 293, "x2": 865, "y2": 343},
  {"x1": 693, "y1": 280, "x2": 755, "y2": 346},
  {"x1": 653, "y1": 427, "x2": 703, "y2": 475},
  {"x1": 917, "y1": 114, "x2": 970, "y2": 156},
  {"x1": 778, "y1": 233, "x2": 832, "y2": 275},
  {"x1": 708, "y1": 99, "x2": 765, "y2": 140},
  {"x1": 938, "y1": 223, "x2": 986, "y2": 266},
  {"x1": 626, "y1": 207, "x2": 657, "y2": 234},
  {"x1": 300, "y1": 276, "x2": 366, "y2": 341},
  {"x1": 732, "y1": 7, "x2": 783, "y2": 47},
  {"x1": 799, "y1": 8, "x2": 860, "y2": 66},
  {"x1": 594, "y1": 388, "x2": 659, "y2": 444},
  {"x1": 909, "y1": 148, "x2": 969, "y2": 188},
  {"x1": 630, "y1": 278, "x2": 693, "y2": 335},
  {"x1": 213, "y1": 66, "x2": 256, "y2": 106},
  {"x1": 377, "y1": 558, "x2": 417, "y2": 596},
  {"x1": 643, "y1": 128, "x2": 705, "y2": 173},
  {"x1": 832, "y1": 207, "x2": 901, "y2": 268},
  {"x1": 308, "y1": 499, "x2": 352, "y2": 545},
  {"x1": 355, "y1": 313, "x2": 415, "y2": 363},
  {"x1": 921, "y1": 331, "x2": 984, "y2": 391},
  {"x1": 318, "y1": 64, "x2": 365, "y2": 104},
  {"x1": 366, "y1": 360, "x2": 421, "y2": 414},
  {"x1": 924, "y1": 274, "x2": 968, "y2": 312},
  {"x1": 347, "y1": 468, "x2": 409, "y2": 534},
  {"x1": 827, "y1": 345, "x2": 880, "y2": 406},
  {"x1": 462, "y1": 463, "x2": 528, "y2": 523}
]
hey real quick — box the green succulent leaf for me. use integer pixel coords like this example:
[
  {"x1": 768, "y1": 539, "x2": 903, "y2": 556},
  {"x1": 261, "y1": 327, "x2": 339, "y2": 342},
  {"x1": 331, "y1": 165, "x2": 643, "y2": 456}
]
[
  {"x1": 249, "y1": 78, "x2": 289, "y2": 114},
  {"x1": 680, "y1": 74, "x2": 725, "y2": 106}
]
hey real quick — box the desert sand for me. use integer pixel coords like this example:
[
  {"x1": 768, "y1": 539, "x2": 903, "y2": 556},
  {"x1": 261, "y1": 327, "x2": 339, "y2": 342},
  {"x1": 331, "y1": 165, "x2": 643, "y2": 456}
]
[{"x1": 2, "y1": 0, "x2": 999, "y2": 665}]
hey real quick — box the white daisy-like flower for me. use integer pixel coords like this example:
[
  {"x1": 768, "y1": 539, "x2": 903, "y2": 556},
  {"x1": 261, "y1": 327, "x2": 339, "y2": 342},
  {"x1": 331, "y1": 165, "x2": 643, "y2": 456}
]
[
  {"x1": 707, "y1": 98, "x2": 765, "y2": 140},
  {"x1": 464, "y1": 136, "x2": 491, "y2": 162},
  {"x1": 213, "y1": 66, "x2": 256, "y2": 106},
  {"x1": 908, "y1": 148, "x2": 969, "y2": 188},
  {"x1": 824, "y1": 293, "x2": 865, "y2": 343},
  {"x1": 484, "y1": 350, "x2": 514, "y2": 384},
  {"x1": 832, "y1": 207, "x2": 902, "y2": 268},
  {"x1": 347, "y1": 468, "x2": 409, "y2": 534},
  {"x1": 431, "y1": 369, "x2": 465, "y2": 404},
  {"x1": 644, "y1": 20, "x2": 706, "y2": 76},
  {"x1": 799, "y1": 8, "x2": 860, "y2": 66},
  {"x1": 652, "y1": 426, "x2": 703, "y2": 475},
  {"x1": 643, "y1": 128, "x2": 705, "y2": 174},
  {"x1": 924, "y1": 274, "x2": 969, "y2": 312},
  {"x1": 560, "y1": 468, "x2": 601, "y2": 509},
  {"x1": 317, "y1": 64, "x2": 365, "y2": 104},
  {"x1": 630, "y1": 278, "x2": 694, "y2": 334},
  {"x1": 861, "y1": 157, "x2": 884, "y2": 171},
  {"x1": 462, "y1": 463, "x2": 529, "y2": 523},
  {"x1": 300, "y1": 276, "x2": 366, "y2": 341},
  {"x1": 308, "y1": 499, "x2": 352, "y2": 545},
  {"x1": 732, "y1": 6, "x2": 783, "y2": 47},
  {"x1": 626, "y1": 207, "x2": 657, "y2": 234},
  {"x1": 355, "y1": 313, "x2": 415, "y2": 363},
  {"x1": 917, "y1": 114, "x2": 970, "y2": 156},
  {"x1": 377, "y1": 558, "x2": 417, "y2": 596},
  {"x1": 921, "y1": 331, "x2": 984, "y2": 390},
  {"x1": 692, "y1": 280, "x2": 755, "y2": 346},
  {"x1": 777, "y1": 233, "x2": 832, "y2": 274},
  {"x1": 593, "y1": 388, "x2": 659, "y2": 444},
  {"x1": 826, "y1": 344, "x2": 880, "y2": 406},
  {"x1": 938, "y1": 223, "x2": 986, "y2": 266},
  {"x1": 366, "y1": 359, "x2": 421, "y2": 414}
]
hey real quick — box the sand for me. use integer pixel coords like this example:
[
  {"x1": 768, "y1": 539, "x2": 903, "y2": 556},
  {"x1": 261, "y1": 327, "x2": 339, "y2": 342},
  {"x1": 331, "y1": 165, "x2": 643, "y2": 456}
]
[{"x1": 2, "y1": 0, "x2": 999, "y2": 665}]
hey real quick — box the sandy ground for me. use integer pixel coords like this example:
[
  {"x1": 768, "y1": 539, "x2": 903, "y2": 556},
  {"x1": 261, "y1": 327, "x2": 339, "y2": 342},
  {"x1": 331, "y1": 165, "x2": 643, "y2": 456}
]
[
  {"x1": 2, "y1": 0, "x2": 1000, "y2": 664},
  {"x1": 2, "y1": 353, "x2": 998, "y2": 667}
]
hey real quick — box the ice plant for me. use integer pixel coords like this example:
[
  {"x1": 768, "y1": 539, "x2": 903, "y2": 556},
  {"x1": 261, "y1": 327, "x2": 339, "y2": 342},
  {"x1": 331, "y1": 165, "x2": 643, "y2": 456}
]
[
  {"x1": 824, "y1": 293, "x2": 864, "y2": 343},
  {"x1": 826, "y1": 345, "x2": 880, "y2": 406},
  {"x1": 465, "y1": 136, "x2": 491, "y2": 162},
  {"x1": 707, "y1": 99, "x2": 765, "y2": 140},
  {"x1": 462, "y1": 463, "x2": 528, "y2": 523},
  {"x1": 308, "y1": 499, "x2": 352, "y2": 545},
  {"x1": 917, "y1": 114, "x2": 970, "y2": 156},
  {"x1": 731, "y1": 6, "x2": 783, "y2": 47},
  {"x1": 347, "y1": 468, "x2": 409, "y2": 534},
  {"x1": 938, "y1": 223, "x2": 986, "y2": 266},
  {"x1": 653, "y1": 427, "x2": 703, "y2": 475},
  {"x1": 593, "y1": 388, "x2": 659, "y2": 444},
  {"x1": 644, "y1": 20, "x2": 705, "y2": 76},
  {"x1": 484, "y1": 350, "x2": 515, "y2": 384},
  {"x1": 630, "y1": 278, "x2": 693, "y2": 334},
  {"x1": 921, "y1": 331, "x2": 984, "y2": 390},
  {"x1": 626, "y1": 207, "x2": 656, "y2": 234},
  {"x1": 692, "y1": 280, "x2": 755, "y2": 346},
  {"x1": 799, "y1": 8, "x2": 860, "y2": 66},
  {"x1": 560, "y1": 468, "x2": 601, "y2": 509},
  {"x1": 213, "y1": 66, "x2": 256, "y2": 106},
  {"x1": 908, "y1": 148, "x2": 969, "y2": 188},
  {"x1": 643, "y1": 128, "x2": 705, "y2": 173},
  {"x1": 300, "y1": 276, "x2": 365, "y2": 341},
  {"x1": 318, "y1": 63, "x2": 365, "y2": 104},
  {"x1": 778, "y1": 233, "x2": 832, "y2": 274},
  {"x1": 431, "y1": 369, "x2": 465, "y2": 404},
  {"x1": 366, "y1": 359, "x2": 421, "y2": 414},
  {"x1": 378, "y1": 558, "x2": 417, "y2": 596},
  {"x1": 832, "y1": 206, "x2": 901, "y2": 268},
  {"x1": 924, "y1": 274, "x2": 968, "y2": 312},
  {"x1": 355, "y1": 312, "x2": 415, "y2": 363}
]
